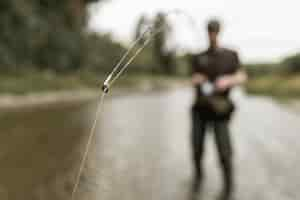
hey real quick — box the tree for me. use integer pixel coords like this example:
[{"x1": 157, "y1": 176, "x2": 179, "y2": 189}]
[
  {"x1": 152, "y1": 12, "x2": 176, "y2": 74},
  {"x1": 0, "y1": 0, "x2": 104, "y2": 71},
  {"x1": 282, "y1": 53, "x2": 300, "y2": 73},
  {"x1": 134, "y1": 15, "x2": 150, "y2": 45}
]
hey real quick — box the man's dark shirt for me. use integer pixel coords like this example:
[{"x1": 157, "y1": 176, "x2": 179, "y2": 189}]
[{"x1": 190, "y1": 47, "x2": 241, "y2": 120}]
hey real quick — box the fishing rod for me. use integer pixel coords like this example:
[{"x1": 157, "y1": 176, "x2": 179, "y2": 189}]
[
  {"x1": 101, "y1": 9, "x2": 203, "y2": 93},
  {"x1": 101, "y1": 26, "x2": 154, "y2": 93},
  {"x1": 100, "y1": 10, "x2": 197, "y2": 94}
]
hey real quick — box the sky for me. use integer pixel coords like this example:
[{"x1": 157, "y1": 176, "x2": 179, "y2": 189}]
[{"x1": 88, "y1": 0, "x2": 300, "y2": 63}]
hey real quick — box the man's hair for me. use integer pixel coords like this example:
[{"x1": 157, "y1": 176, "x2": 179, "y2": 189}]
[{"x1": 207, "y1": 19, "x2": 221, "y2": 33}]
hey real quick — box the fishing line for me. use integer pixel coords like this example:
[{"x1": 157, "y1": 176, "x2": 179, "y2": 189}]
[
  {"x1": 109, "y1": 26, "x2": 167, "y2": 88},
  {"x1": 102, "y1": 23, "x2": 171, "y2": 93},
  {"x1": 102, "y1": 9, "x2": 199, "y2": 91},
  {"x1": 70, "y1": 18, "x2": 171, "y2": 200},
  {"x1": 71, "y1": 10, "x2": 201, "y2": 199},
  {"x1": 102, "y1": 27, "x2": 154, "y2": 93},
  {"x1": 71, "y1": 92, "x2": 106, "y2": 200}
]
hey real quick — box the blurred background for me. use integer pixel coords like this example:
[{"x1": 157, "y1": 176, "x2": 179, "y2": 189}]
[{"x1": 0, "y1": 0, "x2": 300, "y2": 200}]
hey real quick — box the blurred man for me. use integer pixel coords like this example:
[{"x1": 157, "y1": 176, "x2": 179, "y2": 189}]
[{"x1": 189, "y1": 19, "x2": 247, "y2": 200}]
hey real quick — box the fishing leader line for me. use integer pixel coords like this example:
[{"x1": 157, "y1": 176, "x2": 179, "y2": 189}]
[
  {"x1": 70, "y1": 18, "x2": 171, "y2": 200},
  {"x1": 70, "y1": 9, "x2": 201, "y2": 199}
]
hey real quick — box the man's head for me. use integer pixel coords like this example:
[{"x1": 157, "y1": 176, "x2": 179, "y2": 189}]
[{"x1": 207, "y1": 19, "x2": 221, "y2": 49}]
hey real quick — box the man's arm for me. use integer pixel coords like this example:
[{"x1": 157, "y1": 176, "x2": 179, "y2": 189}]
[
  {"x1": 192, "y1": 73, "x2": 207, "y2": 86},
  {"x1": 189, "y1": 53, "x2": 208, "y2": 86},
  {"x1": 215, "y1": 70, "x2": 248, "y2": 91},
  {"x1": 215, "y1": 51, "x2": 247, "y2": 91}
]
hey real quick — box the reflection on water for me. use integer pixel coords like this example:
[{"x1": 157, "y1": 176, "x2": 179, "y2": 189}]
[
  {"x1": 1, "y1": 88, "x2": 300, "y2": 200},
  {"x1": 0, "y1": 101, "x2": 92, "y2": 200}
]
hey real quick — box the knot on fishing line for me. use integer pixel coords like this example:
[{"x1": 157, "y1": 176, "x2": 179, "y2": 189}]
[{"x1": 102, "y1": 84, "x2": 109, "y2": 93}]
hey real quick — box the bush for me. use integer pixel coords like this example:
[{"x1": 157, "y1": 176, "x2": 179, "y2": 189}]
[
  {"x1": 0, "y1": 0, "x2": 104, "y2": 72},
  {"x1": 281, "y1": 53, "x2": 300, "y2": 73},
  {"x1": 244, "y1": 63, "x2": 280, "y2": 77},
  {"x1": 83, "y1": 33, "x2": 126, "y2": 72}
]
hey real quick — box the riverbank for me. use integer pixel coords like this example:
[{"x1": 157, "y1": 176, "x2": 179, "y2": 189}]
[
  {"x1": 0, "y1": 72, "x2": 187, "y2": 110},
  {"x1": 246, "y1": 74, "x2": 300, "y2": 98},
  {"x1": 0, "y1": 69, "x2": 188, "y2": 93},
  {"x1": 1, "y1": 69, "x2": 300, "y2": 110}
]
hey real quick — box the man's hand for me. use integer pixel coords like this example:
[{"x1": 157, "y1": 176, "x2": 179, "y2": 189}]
[
  {"x1": 215, "y1": 76, "x2": 233, "y2": 91},
  {"x1": 192, "y1": 73, "x2": 207, "y2": 85},
  {"x1": 215, "y1": 70, "x2": 248, "y2": 92}
]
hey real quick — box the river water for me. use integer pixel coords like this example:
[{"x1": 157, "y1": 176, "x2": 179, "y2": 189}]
[{"x1": 0, "y1": 88, "x2": 300, "y2": 200}]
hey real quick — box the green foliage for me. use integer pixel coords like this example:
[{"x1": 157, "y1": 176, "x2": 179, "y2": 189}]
[
  {"x1": 245, "y1": 53, "x2": 300, "y2": 78},
  {"x1": 134, "y1": 15, "x2": 149, "y2": 45},
  {"x1": 245, "y1": 54, "x2": 300, "y2": 98},
  {"x1": 83, "y1": 33, "x2": 126, "y2": 72},
  {"x1": 132, "y1": 13, "x2": 179, "y2": 75},
  {"x1": 246, "y1": 74, "x2": 300, "y2": 98},
  {"x1": 244, "y1": 63, "x2": 280, "y2": 77},
  {"x1": 152, "y1": 12, "x2": 176, "y2": 74},
  {"x1": 0, "y1": 0, "x2": 106, "y2": 72},
  {"x1": 131, "y1": 46, "x2": 159, "y2": 73},
  {"x1": 132, "y1": 13, "x2": 177, "y2": 74},
  {"x1": 281, "y1": 53, "x2": 300, "y2": 73}
]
